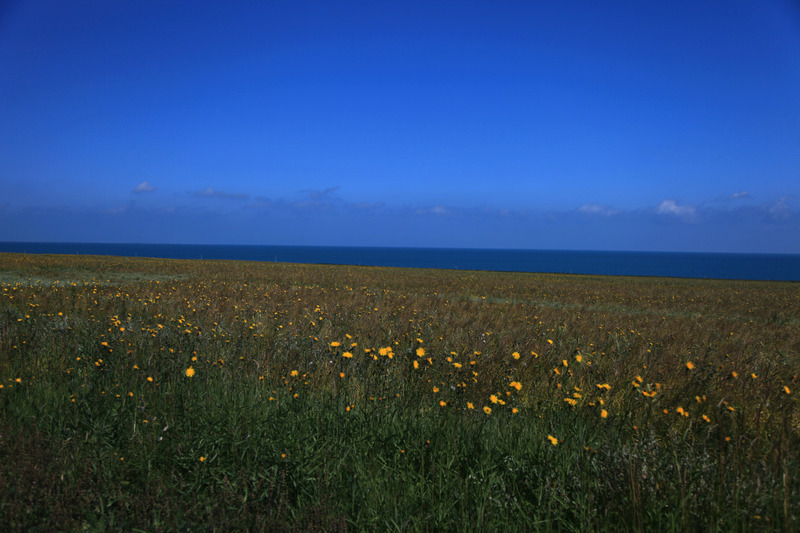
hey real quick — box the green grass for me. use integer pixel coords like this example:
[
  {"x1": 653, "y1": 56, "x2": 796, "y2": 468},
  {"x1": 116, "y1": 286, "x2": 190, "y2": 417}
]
[{"x1": 0, "y1": 252, "x2": 798, "y2": 531}]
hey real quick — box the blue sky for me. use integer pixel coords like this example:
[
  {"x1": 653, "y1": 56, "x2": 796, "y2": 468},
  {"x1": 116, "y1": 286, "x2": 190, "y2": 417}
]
[{"x1": 1, "y1": 0, "x2": 799, "y2": 252}]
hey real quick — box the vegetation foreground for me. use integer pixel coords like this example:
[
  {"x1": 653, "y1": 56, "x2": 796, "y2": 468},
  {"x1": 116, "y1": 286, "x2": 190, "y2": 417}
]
[{"x1": 0, "y1": 253, "x2": 798, "y2": 531}]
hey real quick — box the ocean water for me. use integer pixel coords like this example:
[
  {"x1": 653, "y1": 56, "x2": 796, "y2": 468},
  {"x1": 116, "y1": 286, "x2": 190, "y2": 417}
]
[{"x1": 1, "y1": 242, "x2": 798, "y2": 281}]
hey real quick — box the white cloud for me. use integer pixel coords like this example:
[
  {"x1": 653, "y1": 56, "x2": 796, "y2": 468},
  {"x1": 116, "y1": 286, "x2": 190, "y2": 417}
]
[
  {"x1": 194, "y1": 187, "x2": 248, "y2": 199},
  {"x1": 103, "y1": 202, "x2": 132, "y2": 215},
  {"x1": 415, "y1": 205, "x2": 451, "y2": 216},
  {"x1": 728, "y1": 191, "x2": 750, "y2": 200},
  {"x1": 133, "y1": 181, "x2": 155, "y2": 193},
  {"x1": 578, "y1": 204, "x2": 619, "y2": 216},
  {"x1": 768, "y1": 196, "x2": 793, "y2": 219},
  {"x1": 305, "y1": 186, "x2": 341, "y2": 200},
  {"x1": 247, "y1": 197, "x2": 274, "y2": 209},
  {"x1": 714, "y1": 191, "x2": 752, "y2": 204},
  {"x1": 290, "y1": 186, "x2": 342, "y2": 209},
  {"x1": 657, "y1": 199, "x2": 695, "y2": 218}
]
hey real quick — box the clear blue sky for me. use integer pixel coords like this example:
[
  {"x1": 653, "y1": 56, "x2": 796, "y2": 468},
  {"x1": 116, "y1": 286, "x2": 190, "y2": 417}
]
[{"x1": 2, "y1": 0, "x2": 799, "y2": 252}]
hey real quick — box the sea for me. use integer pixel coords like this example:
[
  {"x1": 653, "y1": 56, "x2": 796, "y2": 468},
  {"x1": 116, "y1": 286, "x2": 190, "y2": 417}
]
[{"x1": 1, "y1": 242, "x2": 798, "y2": 282}]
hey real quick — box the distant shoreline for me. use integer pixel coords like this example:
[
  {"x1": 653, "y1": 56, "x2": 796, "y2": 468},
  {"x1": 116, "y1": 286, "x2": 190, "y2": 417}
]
[{"x1": 1, "y1": 242, "x2": 798, "y2": 282}]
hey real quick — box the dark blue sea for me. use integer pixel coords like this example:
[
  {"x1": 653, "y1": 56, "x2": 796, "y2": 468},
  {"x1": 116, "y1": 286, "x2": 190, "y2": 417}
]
[{"x1": 1, "y1": 242, "x2": 798, "y2": 281}]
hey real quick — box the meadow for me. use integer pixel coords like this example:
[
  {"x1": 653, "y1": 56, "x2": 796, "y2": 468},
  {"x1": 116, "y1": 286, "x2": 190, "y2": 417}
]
[{"x1": 0, "y1": 252, "x2": 798, "y2": 531}]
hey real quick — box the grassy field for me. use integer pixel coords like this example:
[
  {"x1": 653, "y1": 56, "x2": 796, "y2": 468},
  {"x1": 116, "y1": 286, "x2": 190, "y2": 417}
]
[{"x1": 1, "y1": 252, "x2": 798, "y2": 531}]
